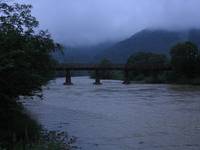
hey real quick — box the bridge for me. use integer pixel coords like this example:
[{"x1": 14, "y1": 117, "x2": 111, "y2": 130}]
[{"x1": 56, "y1": 64, "x2": 172, "y2": 85}]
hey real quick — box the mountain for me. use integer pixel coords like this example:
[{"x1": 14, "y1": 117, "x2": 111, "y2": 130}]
[
  {"x1": 53, "y1": 42, "x2": 115, "y2": 64},
  {"x1": 54, "y1": 28, "x2": 200, "y2": 64},
  {"x1": 99, "y1": 29, "x2": 200, "y2": 63}
]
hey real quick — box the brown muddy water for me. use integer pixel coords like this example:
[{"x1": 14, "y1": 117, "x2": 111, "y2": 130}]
[{"x1": 23, "y1": 77, "x2": 200, "y2": 150}]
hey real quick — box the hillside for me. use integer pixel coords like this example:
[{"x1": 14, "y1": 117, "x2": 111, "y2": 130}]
[
  {"x1": 53, "y1": 42, "x2": 114, "y2": 64},
  {"x1": 99, "y1": 29, "x2": 200, "y2": 63},
  {"x1": 54, "y1": 29, "x2": 200, "y2": 64}
]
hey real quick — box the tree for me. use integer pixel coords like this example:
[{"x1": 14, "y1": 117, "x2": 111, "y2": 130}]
[
  {"x1": 127, "y1": 52, "x2": 167, "y2": 65},
  {"x1": 99, "y1": 58, "x2": 114, "y2": 79},
  {"x1": 170, "y1": 42, "x2": 198, "y2": 78},
  {"x1": 90, "y1": 58, "x2": 114, "y2": 79},
  {"x1": 0, "y1": 2, "x2": 61, "y2": 148},
  {"x1": 127, "y1": 52, "x2": 168, "y2": 81},
  {"x1": 0, "y1": 2, "x2": 62, "y2": 97},
  {"x1": 197, "y1": 53, "x2": 200, "y2": 75}
]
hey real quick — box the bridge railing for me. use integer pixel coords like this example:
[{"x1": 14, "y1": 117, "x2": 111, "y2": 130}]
[{"x1": 56, "y1": 63, "x2": 172, "y2": 71}]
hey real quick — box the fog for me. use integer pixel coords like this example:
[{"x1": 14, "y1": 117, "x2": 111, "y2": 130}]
[{"x1": 17, "y1": 0, "x2": 200, "y2": 46}]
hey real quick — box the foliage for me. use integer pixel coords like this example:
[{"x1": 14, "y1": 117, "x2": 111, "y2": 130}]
[
  {"x1": 0, "y1": 130, "x2": 75, "y2": 150},
  {"x1": 98, "y1": 58, "x2": 114, "y2": 79},
  {"x1": 125, "y1": 42, "x2": 200, "y2": 84},
  {"x1": 170, "y1": 41, "x2": 198, "y2": 78},
  {"x1": 127, "y1": 52, "x2": 168, "y2": 82},
  {"x1": 0, "y1": 2, "x2": 61, "y2": 97},
  {"x1": 0, "y1": 96, "x2": 41, "y2": 149},
  {"x1": 127, "y1": 52, "x2": 167, "y2": 65},
  {"x1": 90, "y1": 58, "x2": 115, "y2": 79},
  {"x1": 0, "y1": 2, "x2": 62, "y2": 149}
]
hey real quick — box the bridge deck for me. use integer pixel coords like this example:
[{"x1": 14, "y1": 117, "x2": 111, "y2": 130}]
[{"x1": 56, "y1": 64, "x2": 172, "y2": 71}]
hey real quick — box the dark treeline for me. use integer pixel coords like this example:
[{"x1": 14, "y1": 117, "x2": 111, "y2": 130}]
[
  {"x1": 0, "y1": 2, "x2": 69, "y2": 149},
  {"x1": 93, "y1": 41, "x2": 200, "y2": 84}
]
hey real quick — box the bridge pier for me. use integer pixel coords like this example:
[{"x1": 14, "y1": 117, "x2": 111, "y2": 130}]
[
  {"x1": 94, "y1": 70, "x2": 101, "y2": 85},
  {"x1": 64, "y1": 70, "x2": 73, "y2": 85},
  {"x1": 123, "y1": 69, "x2": 130, "y2": 84}
]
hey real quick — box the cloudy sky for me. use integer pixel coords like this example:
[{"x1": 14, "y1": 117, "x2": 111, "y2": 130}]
[{"x1": 18, "y1": 0, "x2": 200, "y2": 46}]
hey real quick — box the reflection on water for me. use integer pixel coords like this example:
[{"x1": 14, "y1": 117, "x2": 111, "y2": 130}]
[{"x1": 24, "y1": 77, "x2": 200, "y2": 150}]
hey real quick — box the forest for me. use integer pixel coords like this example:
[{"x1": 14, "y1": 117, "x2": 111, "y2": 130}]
[{"x1": 93, "y1": 41, "x2": 200, "y2": 85}]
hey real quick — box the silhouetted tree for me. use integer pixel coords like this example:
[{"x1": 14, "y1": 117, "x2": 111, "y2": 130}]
[
  {"x1": 127, "y1": 52, "x2": 168, "y2": 82},
  {"x1": 99, "y1": 58, "x2": 114, "y2": 79},
  {"x1": 127, "y1": 52, "x2": 167, "y2": 65},
  {"x1": 170, "y1": 42, "x2": 198, "y2": 78},
  {"x1": 197, "y1": 53, "x2": 200, "y2": 75},
  {"x1": 90, "y1": 58, "x2": 114, "y2": 79},
  {"x1": 0, "y1": 2, "x2": 61, "y2": 148}
]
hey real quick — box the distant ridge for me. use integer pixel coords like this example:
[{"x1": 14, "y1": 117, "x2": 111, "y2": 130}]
[
  {"x1": 54, "y1": 29, "x2": 200, "y2": 64},
  {"x1": 53, "y1": 42, "x2": 115, "y2": 64},
  {"x1": 99, "y1": 29, "x2": 200, "y2": 63}
]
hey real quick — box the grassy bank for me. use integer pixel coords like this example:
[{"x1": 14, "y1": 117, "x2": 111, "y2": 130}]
[
  {"x1": 0, "y1": 130, "x2": 76, "y2": 150},
  {"x1": 0, "y1": 95, "x2": 75, "y2": 150}
]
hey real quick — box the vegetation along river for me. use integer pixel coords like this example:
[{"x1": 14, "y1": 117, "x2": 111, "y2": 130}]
[{"x1": 23, "y1": 77, "x2": 200, "y2": 150}]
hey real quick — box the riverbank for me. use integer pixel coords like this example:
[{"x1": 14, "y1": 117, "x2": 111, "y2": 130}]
[
  {"x1": 129, "y1": 77, "x2": 200, "y2": 85},
  {"x1": 0, "y1": 97, "x2": 75, "y2": 150},
  {"x1": 0, "y1": 130, "x2": 74, "y2": 150},
  {"x1": 89, "y1": 69, "x2": 200, "y2": 85}
]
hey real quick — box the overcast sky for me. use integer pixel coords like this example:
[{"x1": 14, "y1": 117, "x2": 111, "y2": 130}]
[{"x1": 17, "y1": 0, "x2": 200, "y2": 46}]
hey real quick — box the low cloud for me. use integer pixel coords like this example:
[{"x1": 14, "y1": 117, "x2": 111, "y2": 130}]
[{"x1": 18, "y1": 0, "x2": 200, "y2": 46}]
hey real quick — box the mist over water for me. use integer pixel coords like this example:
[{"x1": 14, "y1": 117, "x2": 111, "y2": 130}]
[{"x1": 24, "y1": 77, "x2": 200, "y2": 150}]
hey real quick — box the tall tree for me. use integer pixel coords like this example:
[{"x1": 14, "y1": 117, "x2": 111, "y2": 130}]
[
  {"x1": 0, "y1": 2, "x2": 61, "y2": 148},
  {"x1": 170, "y1": 42, "x2": 198, "y2": 78}
]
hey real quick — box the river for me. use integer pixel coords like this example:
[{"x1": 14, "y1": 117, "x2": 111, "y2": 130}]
[{"x1": 23, "y1": 77, "x2": 200, "y2": 150}]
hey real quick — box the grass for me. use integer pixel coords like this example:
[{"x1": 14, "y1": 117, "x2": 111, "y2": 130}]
[
  {"x1": 0, "y1": 95, "x2": 76, "y2": 150},
  {"x1": 0, "y1": 130, "x2": 76, "y2": 150}
]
